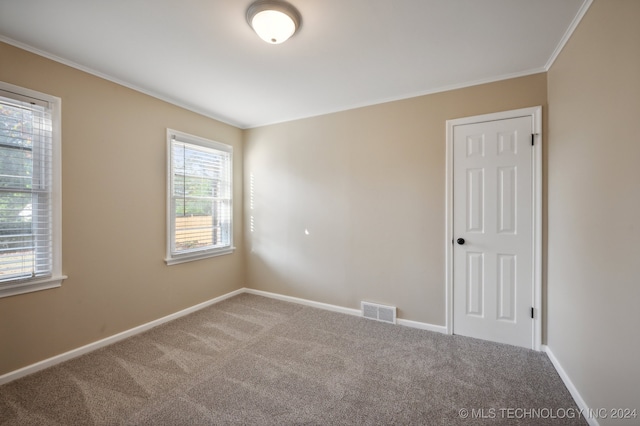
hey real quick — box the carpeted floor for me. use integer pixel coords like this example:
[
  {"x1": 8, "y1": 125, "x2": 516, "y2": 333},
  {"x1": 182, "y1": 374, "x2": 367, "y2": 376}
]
[{"x1": 0, "y1": 293, "x2": 586, "y2": 425}]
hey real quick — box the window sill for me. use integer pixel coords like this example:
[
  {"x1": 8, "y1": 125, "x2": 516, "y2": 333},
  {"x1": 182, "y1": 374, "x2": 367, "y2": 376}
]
[
  {"x1": 0, "y1": 275, "x2": 68, "y2": 299},
  {"x1": 165, "y1": 247, "x2": 235, "y2": 266}
]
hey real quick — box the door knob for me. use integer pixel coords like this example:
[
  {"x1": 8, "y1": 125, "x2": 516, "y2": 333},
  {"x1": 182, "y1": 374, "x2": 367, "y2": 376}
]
[{"x1": 457, "y1": 238, "x2": 465, "y2": 245}]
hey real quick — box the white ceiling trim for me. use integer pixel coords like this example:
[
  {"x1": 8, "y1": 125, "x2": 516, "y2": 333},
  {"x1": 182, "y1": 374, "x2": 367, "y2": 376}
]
[
  {"x1": 0, "y1": 35, "x2": 243, "y2": 129},
  {"x1": 248, "y1": 67, "x2": 549, "y2": 129},
  {"x1": 1, "y1": 31, "x2": 549, "y2": 130},
  {"x1": 544, "y1": 0, "x2": 593, "y2": 71},
  {"x1": 1, "y1": 0, "x2": 591, "y2": 131}
]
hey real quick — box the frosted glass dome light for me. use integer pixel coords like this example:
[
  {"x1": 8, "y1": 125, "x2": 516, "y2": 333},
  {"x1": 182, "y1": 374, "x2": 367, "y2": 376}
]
[{"x1": 247, "y1": 1, "x2": 301, "y2": 44}]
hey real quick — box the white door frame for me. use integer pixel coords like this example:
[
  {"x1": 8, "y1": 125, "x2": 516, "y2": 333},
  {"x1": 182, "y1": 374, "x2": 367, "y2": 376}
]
[{"x1": 445, "y1": 106, "x2": 543, "y2": 350}]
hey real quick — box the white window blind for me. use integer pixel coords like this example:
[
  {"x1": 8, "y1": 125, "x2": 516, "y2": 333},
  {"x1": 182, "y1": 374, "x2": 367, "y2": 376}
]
[
  {"x1": 0, "y1": 83, "x2": 64, "y2": 297},
  {"x1": 166, "y1": 130, "x2": 233, "y2": 264}
]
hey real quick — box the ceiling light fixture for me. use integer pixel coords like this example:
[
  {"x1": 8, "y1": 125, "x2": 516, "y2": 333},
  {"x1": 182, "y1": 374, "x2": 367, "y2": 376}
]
[{"x1": 246, "y1": 0, "x2": 301, "y2": 45}]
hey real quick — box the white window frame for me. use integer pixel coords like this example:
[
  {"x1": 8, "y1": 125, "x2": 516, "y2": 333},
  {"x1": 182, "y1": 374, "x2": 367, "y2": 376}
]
[
  {"x1": 165, "y1": 129, "x2": 234, "y2": 265},
  {"x1": 0, "y1": 81, "x2": 66, "y2": 298}
]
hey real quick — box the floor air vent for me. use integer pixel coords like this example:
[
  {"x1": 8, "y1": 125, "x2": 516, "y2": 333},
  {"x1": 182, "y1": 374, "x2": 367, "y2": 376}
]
[{"x1": 361, "y1": 301, "x2": 397, "y2": 324}]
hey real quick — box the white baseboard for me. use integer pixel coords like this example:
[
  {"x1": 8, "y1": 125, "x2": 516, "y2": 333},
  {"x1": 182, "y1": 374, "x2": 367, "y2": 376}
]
[
  {"x1": 244, "y1": 288, "x2": 448, "y2": 334},
  {"x1": 542, "y1": 345, "x2": 599, "y2": 426},
  {"x1": 243, "y1": 288, "x2": 362, "y2": 316},
  {"x1": 0, "y1": 289, "x2": 597, "y2": 426},
  {"x1": 397, "y1": 318, "x2": 448, "y2": 334},
  {"x1": 0, "y1": 288, "x2": 244, "y2": 386},
  {"x1": 1, "y1": 287, "x2": 448, "y2": 385}
]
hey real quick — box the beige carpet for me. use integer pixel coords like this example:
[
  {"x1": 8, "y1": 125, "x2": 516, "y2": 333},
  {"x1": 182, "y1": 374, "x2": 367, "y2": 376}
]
[{"x1": 0, "y1": 293, "x2": 586, "y2": 425}]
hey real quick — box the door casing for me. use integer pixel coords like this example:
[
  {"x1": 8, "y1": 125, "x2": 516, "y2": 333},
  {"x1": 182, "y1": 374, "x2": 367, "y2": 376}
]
[{"x1": 445, "y1": 106, "x2": 542, "y2": 350}]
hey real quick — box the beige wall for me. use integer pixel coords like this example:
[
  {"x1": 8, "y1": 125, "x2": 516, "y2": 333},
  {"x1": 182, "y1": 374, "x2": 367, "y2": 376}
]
[
  {"x1": 244, "y1": 74, "x2": 547, "y2": 325},
  {"x1": 547, "y1": 0, "x2": 640, "y2": 420},
  {"x1": 0, "y1": 42, "x2": 245, "y2": 375}
]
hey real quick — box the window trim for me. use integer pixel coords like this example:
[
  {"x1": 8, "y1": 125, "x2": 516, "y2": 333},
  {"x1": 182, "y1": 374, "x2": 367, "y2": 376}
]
[
  {"x1": 165, "y1": 129, "x2": 234, "y2": 265},
  {"x1": 0, "y1": 81, "x2": 66, "y2": 298}
]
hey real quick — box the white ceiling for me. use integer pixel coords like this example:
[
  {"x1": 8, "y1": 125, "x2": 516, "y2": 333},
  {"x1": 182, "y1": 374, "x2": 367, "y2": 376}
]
[{"x1": 0, "y1": 0, "x2": 589, "y2": 129}]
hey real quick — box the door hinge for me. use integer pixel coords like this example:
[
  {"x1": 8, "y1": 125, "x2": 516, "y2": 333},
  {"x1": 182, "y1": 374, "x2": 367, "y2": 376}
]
[
  {"x1": 531, "y1": 307, "x2": 534, "y2": 319},
  {"x1": 531, "y1": 134, "x2": 535, "y2": 146}
]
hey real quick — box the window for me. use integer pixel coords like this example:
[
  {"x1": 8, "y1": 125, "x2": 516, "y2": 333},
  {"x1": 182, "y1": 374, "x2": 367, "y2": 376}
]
[
  {"x1": 166, "y1": 129, "x2": 233, "y2": 265},
  {"x1": 0, "y1": 82, "x2": 65, "y2": 298}
]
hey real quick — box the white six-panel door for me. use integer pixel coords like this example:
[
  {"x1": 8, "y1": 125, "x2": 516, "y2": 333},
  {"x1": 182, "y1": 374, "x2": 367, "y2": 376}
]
[{"x1": 452, "y1": 115, "x2": 534, "y2": 348}]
